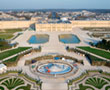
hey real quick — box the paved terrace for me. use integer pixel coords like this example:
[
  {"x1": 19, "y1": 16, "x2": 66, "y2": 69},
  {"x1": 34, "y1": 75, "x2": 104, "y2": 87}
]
[
  {"x1": 9, "y1": 27, "x2": 102, "y2": 90},
  {"x1": 12, "y1": 27, "x2": 100, "y2": 66},
  {"x1": 12, "y1": 27, "x2": 100, "y2": 48},
  {"x1": 8, "y1": 62, "x2": 110, "y2": 90}
]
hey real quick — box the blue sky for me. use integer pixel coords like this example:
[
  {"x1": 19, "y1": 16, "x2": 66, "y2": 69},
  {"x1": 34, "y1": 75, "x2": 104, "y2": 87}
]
[{"x1": 0, "y1": 0, "x2": 110, "y2": 9}]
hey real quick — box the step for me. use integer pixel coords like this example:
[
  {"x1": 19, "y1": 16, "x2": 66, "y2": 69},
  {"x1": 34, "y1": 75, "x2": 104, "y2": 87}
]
[{"x1": 42, "y1": 83, "x2": 68, "y2": 90}]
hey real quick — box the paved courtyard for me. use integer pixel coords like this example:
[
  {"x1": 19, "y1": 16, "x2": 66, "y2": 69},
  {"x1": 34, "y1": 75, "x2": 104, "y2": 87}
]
[{"x1": 6, "y1": 27, "x2": 108, "y2": 90}]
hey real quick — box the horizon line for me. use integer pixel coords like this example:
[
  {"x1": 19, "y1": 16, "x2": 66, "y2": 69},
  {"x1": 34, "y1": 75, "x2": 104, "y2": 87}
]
[{"x1": 0, "y1": 8, "x2": 110, "y2": 10}]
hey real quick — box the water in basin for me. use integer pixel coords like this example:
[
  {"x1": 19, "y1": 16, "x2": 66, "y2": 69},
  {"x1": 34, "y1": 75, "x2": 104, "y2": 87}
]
[
  {"x1": 59, "y1": 34, "x2": 80, "y2": 44},
  {"x1": 38, "y1": 63, "x2": 71, "y2": 74},
  {"x1": 28, "y1": 34, "x2": 49, "y2": 44}
]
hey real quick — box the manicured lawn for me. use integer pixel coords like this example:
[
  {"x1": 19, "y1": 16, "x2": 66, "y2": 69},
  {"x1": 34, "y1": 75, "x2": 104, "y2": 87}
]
[
  {"x1": 76, "y1": 84, "x2": 95, "y2": 90},
  {"x1": 78, "y1": 47, "x2": 110, "y2": 59},
  {"x1": 76, "y1": 77, "x2": 109, "y2": 90},
  {"x1": 0, "y1": 34, "x2": 13, "y2": 39},
  {"x1": 0, "y1": 73, "x2": 41, "y2": 90},
  {"x1": 0, "y1": 29, "x2": 23, "y2": 39},
  {"x1": 2, "y1": 78, "x2": 25, "y2": 90},
  {"x1": 3, "y1": 56, "x2": 18, "y2": 63},
  {"x1": 0, "y1": 47, "x2": 31, "y2": 60},
  {"x1": 0, "y1": 40, "x2": 12, "y2": 50},
  {"x1": 3, "y1": 29, "x2": 22, "y2": 33},
  {"x1": 88, "y1": 55, "x2": 104, "y2": 61},
  {"x1": 69, "y1": 71, "x2": 110, "y2": 90},
  {"x1": 85, "y1": 77, "x2": 108, "y2": 89},
  {"x1": 0, "y1": 77, "x2": 31, "y2": 90},
  {"x1": 16, "y1": 84, "x2": 31, "y2": 90}
]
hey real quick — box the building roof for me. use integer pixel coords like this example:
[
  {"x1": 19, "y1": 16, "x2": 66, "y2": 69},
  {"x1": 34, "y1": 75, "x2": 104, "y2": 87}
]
[{"x1": 48, "y1": 12, "x2": 60, "y2": 19}]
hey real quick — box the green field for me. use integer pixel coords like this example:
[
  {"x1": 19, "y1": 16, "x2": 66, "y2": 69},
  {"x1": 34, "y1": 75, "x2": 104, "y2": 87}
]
[
  {"x1": 3, "y1": 56, "x2": 18, "y2": 63},
  {"x1": 0, "y1": 47, "x2": 31, "y2": 60},
  {"x1": 88, "y1": 55, "x2": 104, "y2": 61},
  {"x1": 78, "y1": 47, "x2": 110, "y2": 59},
  {"x1": 0, "y1": 28, "x2": 23, "y2": 39}
]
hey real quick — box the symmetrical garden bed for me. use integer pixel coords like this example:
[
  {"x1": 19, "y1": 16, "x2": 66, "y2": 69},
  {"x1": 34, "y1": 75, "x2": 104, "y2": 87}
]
[
  {"x1": 0, "y1": 28, "x2": 23, "y2": 39},
  {"x1": 77, "y1": 47, "x2": 110, "y2": 60},
  {"x1": 68, "y1": 71, "x2": 110, "y2": 90},
  {"x1": 0, "y1": 72, "x2": 41, "y2": 90},
  {"x1": 0, "y1": 47, "x2": 31, "y2": 60}
]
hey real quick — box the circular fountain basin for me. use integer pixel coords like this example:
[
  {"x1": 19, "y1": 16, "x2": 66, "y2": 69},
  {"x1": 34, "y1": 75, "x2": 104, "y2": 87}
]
[{"x1": 37, "y1": 63, "x2": 72, "y2": 75}]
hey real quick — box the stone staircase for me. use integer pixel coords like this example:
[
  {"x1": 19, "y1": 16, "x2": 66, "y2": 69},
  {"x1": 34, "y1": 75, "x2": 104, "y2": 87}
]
[{"x1": 42, "y1": 83, "x2": 68, "y2": 90}]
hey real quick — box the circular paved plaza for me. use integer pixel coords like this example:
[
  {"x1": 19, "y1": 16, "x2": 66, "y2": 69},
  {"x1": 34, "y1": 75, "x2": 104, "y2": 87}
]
[{"x1": 30, "y1": 59, "x2": 79, "y2": 78}]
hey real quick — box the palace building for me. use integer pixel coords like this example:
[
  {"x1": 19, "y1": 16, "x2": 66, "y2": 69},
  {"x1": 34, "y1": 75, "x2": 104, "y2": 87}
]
[{"x1": 0, "y1": 21, "x2": 110, "y2": 31}]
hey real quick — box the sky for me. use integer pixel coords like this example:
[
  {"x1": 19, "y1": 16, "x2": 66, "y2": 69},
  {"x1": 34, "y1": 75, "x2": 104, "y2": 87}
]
[{"x1": 0, "y1": 0, "x2": 110, "y2": 9}]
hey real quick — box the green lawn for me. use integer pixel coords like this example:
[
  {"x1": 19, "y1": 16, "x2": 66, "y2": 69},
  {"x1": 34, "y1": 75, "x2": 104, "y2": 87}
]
[
  {"x1": 0, "y1": 73, "x2": 41, "y2": 90},
  {"x1": 78, "y1": 47, "x2": 110, "y2": 59},
  {"x1": 0, "y1": 47, "x2": 31, "y2": 60},
  {"x1": 0, "y1": 40, "x2": 12, "y2": 50},
  {"x1": 2, "y1": 78, "x2": 25, "y2": 90},
  {"x1": 0, "y1": 34, "x2": 14, "y2": 39},
  {"x1": 76, "y1": 84, "x2": 95, "y2": 90},
  {"x1": 87, "y1": 55, "x2": 104, "y2": 61},
  {"x1": 3, "y1": 56, "x2": 18, "y2": 63},
  {"x1": 85, "y1": 77, "x2": 108, "y2": 89},
  {"x1": 3, "y1": 56, "x2": 20, "y2": 67},
  {"x1": 76, "y1": 77, "x2": 109, "y2": 90},
  {"x1": 16, "y1": 84, "x2": 31, "y2": 90},
  {"x1": 0, "y1": 77, "x2": 31, "y2": 90},
  {"x1": 0, "y1": 29, "x2": 23, "y2": 39}
]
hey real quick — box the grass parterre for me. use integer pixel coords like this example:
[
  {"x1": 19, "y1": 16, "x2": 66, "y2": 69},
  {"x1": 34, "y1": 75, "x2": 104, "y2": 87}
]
[
  {"x1": 0, "y1": 47, "x2": 31, "y2": 60},
  {"x1": 78, "y1": 46, "x2": 110, "y2": 60}
]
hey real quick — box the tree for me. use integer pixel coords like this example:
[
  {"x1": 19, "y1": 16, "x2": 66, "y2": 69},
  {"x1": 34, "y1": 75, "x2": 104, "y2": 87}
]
[{"x1": 102, "y1": 39, "x2": 106, "y2": 44}]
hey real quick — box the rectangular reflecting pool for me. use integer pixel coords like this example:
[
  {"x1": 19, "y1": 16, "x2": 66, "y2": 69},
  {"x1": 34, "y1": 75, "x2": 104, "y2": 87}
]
[
  {"x1": 28, "y1": 34, "x2": 49, "y2": 44},
  {"x1": 59, "y1": 34, "x2": 80, "y2": 44}
]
